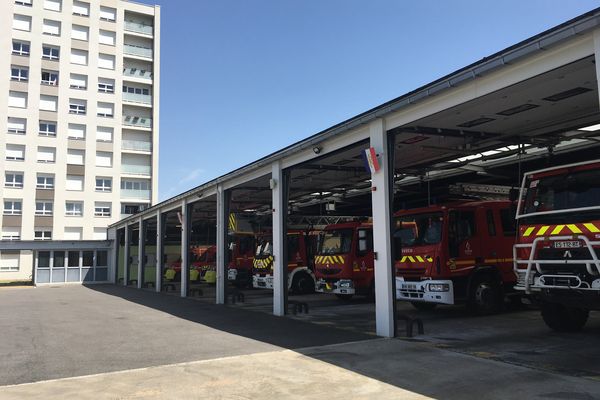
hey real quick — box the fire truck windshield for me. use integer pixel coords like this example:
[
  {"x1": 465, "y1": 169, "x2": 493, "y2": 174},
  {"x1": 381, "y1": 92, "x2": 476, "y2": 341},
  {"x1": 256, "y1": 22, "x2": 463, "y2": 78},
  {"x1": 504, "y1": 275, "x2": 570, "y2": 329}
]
[
  {"x1": 394, "y1": 213, "x2": 443, "y2": 246},
  {"x1": 523, "y1": 169, "x2": 600, "y2": 215},
  {"x1": 318, "y1": 229, "x2": 353, "y2": 255}
]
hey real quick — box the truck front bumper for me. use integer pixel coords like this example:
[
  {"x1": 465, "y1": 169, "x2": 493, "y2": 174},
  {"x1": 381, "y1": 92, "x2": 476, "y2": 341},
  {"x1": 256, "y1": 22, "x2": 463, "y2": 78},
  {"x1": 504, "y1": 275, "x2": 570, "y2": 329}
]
[
  {"x1": 315, "y1": 279, "x2": 356, "y2": 295},
  {"x1": 253, "y1": 274, "x2": 273, "y2": 289},
  {"x1": 395, "y1": 278, "x2": 454, "y2": 305}
]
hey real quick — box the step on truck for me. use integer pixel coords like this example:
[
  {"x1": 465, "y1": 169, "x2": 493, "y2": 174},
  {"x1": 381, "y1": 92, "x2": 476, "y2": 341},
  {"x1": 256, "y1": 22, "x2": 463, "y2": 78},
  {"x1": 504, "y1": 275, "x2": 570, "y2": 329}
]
[
  {"x1": 252, "y1": 230, "x2": 319, "y2": 294},
  {"x1": 314, "y1": 221, "x2": 374, "y2": 300},
  {"x1": 395, "y1": 200, "x2": 517, "y2": 313},
  {"x1": 513, "y1": 159, "x2": 600, "y2": 331}
]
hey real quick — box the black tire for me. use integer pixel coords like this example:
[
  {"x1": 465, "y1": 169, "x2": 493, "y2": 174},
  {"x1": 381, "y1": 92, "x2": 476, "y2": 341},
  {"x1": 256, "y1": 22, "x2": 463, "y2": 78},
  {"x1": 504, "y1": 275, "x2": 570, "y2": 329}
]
[
  {"x1": 541, "y1": 302, "x2": 589, "y2": 332},
  {"x1": 291, "y1": 272, "x2": 315, "y2": 295},
  {"x1": 335, "y1": 294, "x2": 354, "y2": 301},
  {"x1": 411, "y1": 302, "x2": 437, "y2": 311},
  {"x1": 468, "y1": 273, "x2": 502, "y2": 315}
]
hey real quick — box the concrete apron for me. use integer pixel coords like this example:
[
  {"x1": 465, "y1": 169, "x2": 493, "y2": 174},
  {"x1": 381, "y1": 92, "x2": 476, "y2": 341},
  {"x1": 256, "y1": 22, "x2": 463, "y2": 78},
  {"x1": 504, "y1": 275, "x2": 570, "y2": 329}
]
[{"x1": 1, "y1": 339, "x2": 598, "y2": 400}]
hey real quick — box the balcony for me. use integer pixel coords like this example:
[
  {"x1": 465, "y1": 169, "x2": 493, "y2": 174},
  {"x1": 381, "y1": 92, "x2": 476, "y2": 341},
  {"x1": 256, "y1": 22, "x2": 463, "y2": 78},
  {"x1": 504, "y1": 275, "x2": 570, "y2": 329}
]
[
  {"x1": 121, "y1": 164, "x2": 151, "y2": 176},
  {"x1": 122, "y1": 115, "x2": 152, "y2": 129},
  {"x1": 123, "y1": 92, "x2": 152, "y2": 105},
  {"x1": 123, "y1": 67, "x2": 152, "y2": 81},
  {"x1": 123, "y1": 44, "x2": 153, "y2": 59},
  {"x1": 122, "y1": 140, "x2": 151, "y2": 152},
  {"x1": 121, "y1": 188, "x2": 151, "y2": 200},
  {"x1": 124, "y1": 21, "x2": 153, "y2": 36}
]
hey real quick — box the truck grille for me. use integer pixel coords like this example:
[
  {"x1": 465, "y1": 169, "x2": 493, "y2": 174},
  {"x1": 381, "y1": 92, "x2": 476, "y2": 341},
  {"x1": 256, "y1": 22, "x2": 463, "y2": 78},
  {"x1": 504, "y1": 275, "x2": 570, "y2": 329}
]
[{"x1": 317, "y1": 268, "x2": 342, "y2": 276}]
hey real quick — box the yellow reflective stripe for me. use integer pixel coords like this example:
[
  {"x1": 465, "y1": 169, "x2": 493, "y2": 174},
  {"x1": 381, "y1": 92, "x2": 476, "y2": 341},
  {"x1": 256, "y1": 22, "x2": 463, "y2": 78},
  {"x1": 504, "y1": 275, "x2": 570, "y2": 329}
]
[
  {"x1": 416, "y1": 256, "x2": 424, "y2": 262},
  {"x1": 407, "y1": 256, "x2": 415, "y2": 262},
  {"x1": 551, "y1": 225, "x2": 564, "y2": 235},
  {"x1": 567, "y1": 224, "x2": 582, "y2": 234},
  {"x1": 536, "y1": 226, "x2": 549, "y2": 236},
  {"x1": 400, "y1": 256, "x2": 408, "y2": 262},
  {"x1": 426, "y1": 257, "x2": 433, "y2": 262},
  {"x1": 523, "y1": 227, "x2": 535, "y2": 237},
  {"x1": 584, "y1": 223, "x2": 600, "y2": 233}
]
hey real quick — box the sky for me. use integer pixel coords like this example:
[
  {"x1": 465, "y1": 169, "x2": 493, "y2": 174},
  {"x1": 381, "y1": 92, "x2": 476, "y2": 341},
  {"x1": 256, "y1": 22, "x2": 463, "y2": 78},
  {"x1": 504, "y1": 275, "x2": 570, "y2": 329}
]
[{"x1": 134, "y1": 0, "x2": 600, "y2": 201}]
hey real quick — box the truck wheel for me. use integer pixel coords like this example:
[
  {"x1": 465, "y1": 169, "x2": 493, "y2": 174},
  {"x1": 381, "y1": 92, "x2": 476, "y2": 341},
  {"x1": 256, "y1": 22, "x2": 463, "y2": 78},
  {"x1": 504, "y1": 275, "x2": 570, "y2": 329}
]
[
  {"x1": 335, "y1": 294, "x2": 353, "y2": 301},
  {"x1": 468, "y1": 274, "x2": 501, "y2": 315},
  {"x1": 292, "y1": 272, "x2": 314, "y2": 295},
  {"x1": 411, "y1": 302, "x2": 437, "y2": 311},
  {"x1": 541, "y1": 302, "x2": 589, "y2": 332}
]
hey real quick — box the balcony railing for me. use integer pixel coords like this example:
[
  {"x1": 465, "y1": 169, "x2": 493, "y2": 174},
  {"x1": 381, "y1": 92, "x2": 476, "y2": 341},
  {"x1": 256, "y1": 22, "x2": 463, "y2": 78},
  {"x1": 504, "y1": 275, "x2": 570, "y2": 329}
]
[
  {"x1": 123, "y1": 92, "x2": 152, "y2": 105},
  {"x1": 123, "y1": 67, "x2": 152, "y2": 80},
  {"x1": 121, "y1": 188, "x2": 151, "y2": 200},
  {"x1": 121, "y1": 164, "x2": 151, "y2": 176},
  {"x1": 124, "y1": 21, "x2": 153, "y2": 36},
  {"x1": 123, "y1": 44, "x2": 153, "y2": 59},
  {"x1": 122, "y1": 115, "x2": 152, "y2": 129},
  {"x1": 122, "y1": 140, "x2": 151, "y2": 152}
]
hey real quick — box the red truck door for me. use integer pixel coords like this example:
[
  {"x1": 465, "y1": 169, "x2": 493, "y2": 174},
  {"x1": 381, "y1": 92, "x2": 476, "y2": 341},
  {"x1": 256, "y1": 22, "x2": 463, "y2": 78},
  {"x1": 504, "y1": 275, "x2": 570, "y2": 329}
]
[
  {"x1": 354, "y1": 227, "x2": 374, "y2": 290},
  {"x1": 448, "y1": 209, "x2": 482, "y2": 272}
]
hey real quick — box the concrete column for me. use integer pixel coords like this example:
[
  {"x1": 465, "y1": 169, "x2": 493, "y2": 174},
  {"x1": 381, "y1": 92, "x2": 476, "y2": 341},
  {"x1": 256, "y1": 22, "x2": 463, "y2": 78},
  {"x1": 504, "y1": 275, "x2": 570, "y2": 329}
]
[
  {"x1": 216, "y1": 184, "x2": 226, "y2": 304},
  {"x1": 594, "y1": 29, "x2": 600, "y2": 104},
  {"x1": 155, "y1": 210, "x2": 162, "y2": 293},
  {"x1": 123, "y1": 224, "x2": 130, "y2": 286},
  {"x1": 272, "y1": 161, "x2": 286, "y2": 316},
  {"x1": 137, "y1": 217, "x2": 143, "y2": 289},
  {"x1": 180, "y1": 199, "x2": 189, "y2": 297},
  {"x1": 370, "y1": 118, "x2": 396, "y2": 338}
]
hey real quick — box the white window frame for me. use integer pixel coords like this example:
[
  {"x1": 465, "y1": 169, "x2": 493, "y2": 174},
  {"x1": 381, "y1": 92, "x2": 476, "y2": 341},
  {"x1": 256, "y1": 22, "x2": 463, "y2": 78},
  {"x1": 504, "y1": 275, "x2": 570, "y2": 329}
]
[
  {"x1": 98, "y1": 54, "x2": 115, "y2": 70},
  {"x1": 94, "y1": 202, "x2": 111, "y2": 217},
  {"x1": 66, "y1": 149, "x2": 84, "y2": 165},
  {"x1": 40, "y1": 95, "x2": 58, "y2": 112},
  {"x1": 41, "y1": 70, "x2": 59, "y2": 85},
  {"x1": 42, "y1": 45, "x2": 59, "y2": 60},
  {"x1": 100, "y1": 6, "x2": 116, "y2": 22},
  {"x1": 39, "y1": 121, "x2": 57, "y2": 137},
  {"x1": 37, "y1": 175, "x2": 55, "y2": 189},
  {"x1": 36, "y1": 147, "x2": 56, "y2": 163},
  {"x1": 12, "y1": 40, "x2": 30, "y2": 56},
  {"x1": 8, "y1": 118, "x2": 26, "y2": 134},
  {"x1": 16, "y1": 0, "x2": 33, "y2": 6},
  {"x1": 65, "y1": 202, "x2": 83, "y2": 217},
  {"x1": 4, "y1": 200, "x2": 22, "y2": 215},
  {"x1": 97, "y1": 102, "x2": 114, "y2": 118},
  {"x1": 5, "y1": 172, "x2": 24, "y2": 189},
  {"x1": 98, "y1": 78, "x2": 115, "y2": 93},
  {"x1": 69, "y1": 74, "x2": 87, "y2": 90},
  {"x1": 69, "y1": 99, "x2": 86, "y2": 115},
  {"x1": 13, "y1": 14, "x2": 32, "y2": 32},
  {"x1": 72, "y1": 1, "x2": 89, "y2": 16},
  {"x1": 2, "y1": 228, "x2": 21, "y2": 241},
  {"x1": 70, "y1": 49, "x2": 88, "y2": 65},
  {"x1": 6, "y1": 145, "x2": 25, "y2": 161},
  {"x1": 42, "y1": 19, "x2": 61, "y2": 36},
  {"x1": 95, "y1": 177, "x2": 112, "y2": 192},
  {"x1": 11, "y1": 66, "x2": 28, "y2": 81},
  {"x1": 44, "y1": 0, "x2": 61, "y2": 12},
  {"x1": 96, "y1": 151, "x2": 113, "y2": 167},
  {"x1": 96, "y1": 126, "x2": 113, "y2": 142},
  {"x1": 99, "y1": 30, "x2": 116, "y2": 46},
  {"x1": 35, "y1": 201, "x2": 54, "y2": 216},
  {"x1": 8, "y1": 91, "x2": 27, "y2": 108},
  {"x1": 34, "y1": 230, "x2": 53, "y2": 241},
  {"x1": 67, "y1": 123, "x2": 86, "y2": 140},
  {"x1": 71, "y1": 24, "x2": 89, "y2": 41},
  {"x1": 66, "y1": 175, "x2": 84, "y2": 191}
]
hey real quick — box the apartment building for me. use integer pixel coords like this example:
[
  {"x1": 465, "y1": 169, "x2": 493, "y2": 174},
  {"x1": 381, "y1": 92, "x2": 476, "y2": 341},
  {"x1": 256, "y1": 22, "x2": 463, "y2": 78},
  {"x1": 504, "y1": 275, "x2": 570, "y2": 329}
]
[{"x1": 0, "y1": 0, "x2": 160, "y2": 281}]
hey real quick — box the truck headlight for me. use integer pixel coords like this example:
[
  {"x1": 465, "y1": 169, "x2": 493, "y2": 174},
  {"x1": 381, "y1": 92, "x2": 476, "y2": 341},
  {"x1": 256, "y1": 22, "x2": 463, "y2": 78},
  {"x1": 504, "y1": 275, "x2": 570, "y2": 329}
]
[{"x1": 428, "y1": 283, "x2": 449, "y2": 292}]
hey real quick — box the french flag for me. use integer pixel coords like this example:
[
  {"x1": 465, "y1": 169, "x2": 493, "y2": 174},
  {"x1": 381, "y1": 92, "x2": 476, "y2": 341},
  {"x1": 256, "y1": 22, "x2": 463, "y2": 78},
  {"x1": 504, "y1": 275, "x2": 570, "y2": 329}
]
[{"x1": 362, "y1": 147, "x2": 380, "y2": 174}]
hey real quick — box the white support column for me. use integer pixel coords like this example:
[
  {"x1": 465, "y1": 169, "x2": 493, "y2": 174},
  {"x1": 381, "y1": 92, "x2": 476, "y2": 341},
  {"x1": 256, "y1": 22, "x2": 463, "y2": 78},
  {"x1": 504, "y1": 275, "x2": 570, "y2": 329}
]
[
  {"x1": 137, "y1": 217, "x2": 143, "y2": 289},
  {"x1": 123, "y1": 224, "x2": 130, "y2": 286},
  {"x1": 594, "y1": 29, "x2": 600, "y2": 104},
  {"x1": 370, "y1": 118, "x2": 396, "y2": 338},
  {"x1": 216, "y1": 184, "x2": 226, "y2": 304},
  {"x1": 180, "y1": 199, "x2": 188, "y2": 297},
  {"x1": 155, "y1": 210, "x2": 162, "y2": 293},
  {"x1": 272, "y1": 161, "x2": 286, "y2": 316}
]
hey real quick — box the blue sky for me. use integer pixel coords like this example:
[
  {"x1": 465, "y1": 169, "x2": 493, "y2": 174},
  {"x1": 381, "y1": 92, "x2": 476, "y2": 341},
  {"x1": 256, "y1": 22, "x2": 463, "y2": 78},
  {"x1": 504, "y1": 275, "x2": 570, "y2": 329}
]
[{"x1": 135, "y1": 0, "x2": 600, "y2": 201}]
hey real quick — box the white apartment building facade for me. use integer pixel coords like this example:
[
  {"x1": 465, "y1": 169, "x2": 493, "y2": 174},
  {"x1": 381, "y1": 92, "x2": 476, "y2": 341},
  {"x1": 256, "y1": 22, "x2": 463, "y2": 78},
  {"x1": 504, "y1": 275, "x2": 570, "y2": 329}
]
[{"x1": 0, "y1": 0, "x2": 160, "y2": 281}]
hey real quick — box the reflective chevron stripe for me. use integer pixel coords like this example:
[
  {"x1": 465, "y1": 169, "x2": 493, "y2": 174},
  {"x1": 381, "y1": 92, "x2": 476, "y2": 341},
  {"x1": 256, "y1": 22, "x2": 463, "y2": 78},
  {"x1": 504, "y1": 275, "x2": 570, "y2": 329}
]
[{"x1": 522, "y1": 222, "x2": 600, "y2": 237}]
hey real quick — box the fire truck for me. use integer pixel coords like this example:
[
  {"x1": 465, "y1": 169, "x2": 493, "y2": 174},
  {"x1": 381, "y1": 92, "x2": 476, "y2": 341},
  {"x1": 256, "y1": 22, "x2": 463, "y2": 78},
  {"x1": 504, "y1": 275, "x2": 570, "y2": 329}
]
[
  {"x1": 514, "y1": 159, "x2": 600, "y2": 331},
  {"x1": 395, "y1": 200, "x2": 517, "y2": 314},
  {"x1": 227, "y1": 233, "x2": 256, "y2": 288},
  {"x1": 252, "y1": 230, "x2": 319, "y2": 294},
  {"x1": 314, "y1": 221, "x2": 374, "y2": 299}
]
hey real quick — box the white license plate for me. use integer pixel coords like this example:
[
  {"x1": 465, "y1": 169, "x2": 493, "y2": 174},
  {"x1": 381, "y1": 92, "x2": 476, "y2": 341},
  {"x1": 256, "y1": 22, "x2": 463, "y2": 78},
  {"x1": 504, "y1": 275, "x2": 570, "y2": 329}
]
[{"x1": 554, "y1": 241, "x2": 581, "y2": 249}]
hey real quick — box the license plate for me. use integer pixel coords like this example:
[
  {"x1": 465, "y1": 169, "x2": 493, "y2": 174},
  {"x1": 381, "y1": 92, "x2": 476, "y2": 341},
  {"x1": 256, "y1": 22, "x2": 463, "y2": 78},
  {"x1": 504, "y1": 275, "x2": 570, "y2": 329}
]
[{"x1": 554, "y1": 241, "x2": 581, "y2": 249}]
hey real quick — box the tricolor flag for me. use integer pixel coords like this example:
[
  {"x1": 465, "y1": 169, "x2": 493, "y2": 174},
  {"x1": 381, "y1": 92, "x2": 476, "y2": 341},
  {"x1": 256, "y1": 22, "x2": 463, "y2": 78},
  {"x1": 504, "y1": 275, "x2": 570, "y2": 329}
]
[{"x1": 362, "y1": 147, "x2": 380, "y2": 174}]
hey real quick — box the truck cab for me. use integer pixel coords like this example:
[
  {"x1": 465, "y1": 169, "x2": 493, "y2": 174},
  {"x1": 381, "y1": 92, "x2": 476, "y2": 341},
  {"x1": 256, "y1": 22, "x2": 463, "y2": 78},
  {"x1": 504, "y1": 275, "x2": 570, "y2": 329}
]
[
  {"x1": 227, "y1": 233, "x2": 256, "y2": 288},
  {"x1": 514, "y1": 160, "x2": 600, "y2": 331},
  {"x1": 395, "y1": 201, "x2": 516, "y2": 313},
  {"x1": 252, "y1": 230, "x2": 319, "y2": 294},
  {"x1": 314, "y1": 222, "x2": 374, "y2": 299}
]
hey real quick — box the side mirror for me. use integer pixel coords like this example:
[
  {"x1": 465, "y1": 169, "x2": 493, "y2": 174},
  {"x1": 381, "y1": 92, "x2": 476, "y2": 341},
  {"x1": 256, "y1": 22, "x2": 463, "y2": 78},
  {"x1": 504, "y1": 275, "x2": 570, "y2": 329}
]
[
  {"x1": 229, "y1": 242, "x2": 236, "y2": 251},
  {"x1": 509, "y1": 188, "x2": 519, "y2": 202}
]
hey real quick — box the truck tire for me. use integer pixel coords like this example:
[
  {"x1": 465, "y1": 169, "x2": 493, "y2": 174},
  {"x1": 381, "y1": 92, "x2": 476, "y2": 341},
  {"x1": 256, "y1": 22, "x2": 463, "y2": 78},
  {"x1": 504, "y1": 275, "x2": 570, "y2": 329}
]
[
  {"x1": 411, "y1": 302, "x2": 437, "y2": 311},
  {"x1": 291, "y1": 272, "x2": 314, "y2": 295},
  {"x1": 468, "y1": 274, "x2": 502, "y2": 315},
  {"x1": 335, "y1": 294, "x2": 353, "y2": 301},
  {"x1": 541, "y1": 302, "x2": 589, "y2": 332}
]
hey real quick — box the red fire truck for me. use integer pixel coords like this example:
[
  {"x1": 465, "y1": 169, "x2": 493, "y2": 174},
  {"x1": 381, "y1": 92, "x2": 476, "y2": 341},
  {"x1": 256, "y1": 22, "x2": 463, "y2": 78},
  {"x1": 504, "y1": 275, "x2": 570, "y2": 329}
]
[
  {"x1": 314, "y1": 221, "x2": 374, "y2": 299},
  {"x1": 514, "y1": 159, "x2": 600, "y2": 331},
  {"x1": 395, "y1": 200, "x2": 517, "y2": 314},
  {"x1": 252, "y1": 230, "x2": 319, "y2": 294},
  {"x1": 227, "y1": 233, "x2": 256, "y2": 288}
]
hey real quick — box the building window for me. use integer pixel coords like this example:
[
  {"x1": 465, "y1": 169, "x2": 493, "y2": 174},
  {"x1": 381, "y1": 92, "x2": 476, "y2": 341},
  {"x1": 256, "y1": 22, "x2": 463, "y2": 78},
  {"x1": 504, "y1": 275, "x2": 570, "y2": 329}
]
[
  {"x1": 98, "y1": 54, "x2": 115, "y2": 70},
  {"x1": 44, "y1": 0, "x2": 61, "y2": 12},
  {"x1": 16, "y1": 0, "x2": 33, "y2": 6},
  {"x1": 5, "y1": 172, "x2": 24, "y2": 189},
  {"x1": 66, "y1": 175, "x2": 84, "y2": 191},
  {"x1": 35, "y1": 201, "x2": 53, "y2": 216},
  {"x1": 96, "y1": 151, "x2": 112, "y2": 167},
  {"x1": 121, "y1": 180, "x2": 150, "y2": 191},
  {"x1": 42, "y1": 45, "x2": 60, "y2": 60},
  {"x1": 69, "y1": 99, "x2": 86, "y2": 115},
  {"x1": 65, "y1": 202, "x2": 83, "y2": 216},
  {"x1": 11, "y1": 66, "x2": 28, "y2": 82},
  {"x1": 6, "y1": 144, "x2": 25, "y2": 161},
  {"x1": 94, "y1": 202, "x2": 111, "y2": 217},
  {"x1": 122, "y1": 204, "x2": 147, "y2": 215},
  {"x1": 37, "y1": 175, "x2": 54, "y2": 189},
  {"x1": 4, "y1": 200, "x2": 22, "y2": 215},
  {"x1": 99, "y1": 6, "x2": 116, "y2": 22},
  {"x1": 42, "y1": 19, "x2": 61, "y2": 36},
  {"x1": 7, "y1": 117, "x2": 26, "y2": 134},
  {"x1": 13, "y1": 14, "x2": 32, "y2": 32},
  {"x1": 69, "y1": 74, "x2": 87, "y2": 90},
  {"x1": 34, "y1": 230, "x2": 52, "y2": 240},
  {"x1": 97, "y1": 102, "x2": 114, "y2": 118},
  {"x1": 41, "y1": 70, "x2": 59, "y2": 86},
  {"x1": 8, "y1": 91, "x2": 27, "y2": 108},
  {"x1": 66, "y1": 149, "x2": 84, "y2": 165},
  {"x1": 40, "y1": 95, "x2": 58, "y2": 112},
  {"x1": 12, "y1": 40, "x2": 30, "y2": 56},
  {"x1": 96, "y1": 126, "x2": 113, "y2": 142},
  {"x1": 39, "y1": 121, "x2": 57, "y2": 137},
  {"x1": 95, "y1": 177, "x2": 112, "y2": 192},
  {"x1": 67, "y1": 123, "x2": 86, "y2": 140},
  {"x1": 37, "y1": 147, "x2": 56, "y2": 163},
  {"x1": 0, "y1": 253, "x2": 20, "y2": 271},
  {"x1": 70, "y1": 49, "x2": 88, "y2": 65},
  {"x1": 71, "y1": 24, "x2": 89, "y2": 41},
  {"x1": 73, "y1": 1, "x2": 89, "y2": 16},
  {"x1": 1, "y1": 229, "x2": 21, "y2": 241},
  {"x1": 98, "y1": 78, "x2": 114, "y2": 93},
  {"x1": 123, "y1": 85, "x2": 150, "y2": 96},
  {"x1": 99, "y1": 30, "x2": 116, "y2": 46}
]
